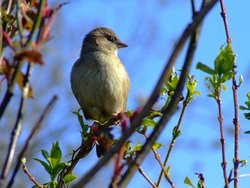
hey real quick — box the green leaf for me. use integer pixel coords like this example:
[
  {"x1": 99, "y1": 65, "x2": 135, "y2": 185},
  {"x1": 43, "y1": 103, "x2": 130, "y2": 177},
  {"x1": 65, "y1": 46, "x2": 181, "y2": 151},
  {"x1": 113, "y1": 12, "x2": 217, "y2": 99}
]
[
  {"x1": 63, "y1": 174, "x2": 78, "y2": 184},
  {"x1": 245, "y1": 130, "x2": 250, "y2": 134},
  {"x1": 239, "y1": 75, "x2": 243, "y2": 87},
  {"x1": 49, "y1": 142, "x2": 62, "y2": 169},
  {"x1": 196, "y1": 62, "x2": 214, "y2": 75},
  {"x1": 165, "y1": 165, "x2": 171, "y2": 177},
  {"x1": 172, "y1": 126, "x2": 181, "y2": 140},
  {"x1": 240, "y1": 160, "x2": 248, "y2": 167},
  {"x1": 152, "y1": 142, "x2": 165, "y2": 150},
  {"x1": 184, "y1": 177, "x2": 196, "y2": 188},
  {"x1": 240, "y1": 105, "x2": 248, "y2": 110},
  {"x1": 247, "y1": 92, "x2": 250, "y2": 100},
  {"x1": 41, "y1": 149, "x2": 50, "y2": 162},
  {"x1": 147, "y1": 111, "x2": 162, "y2": 119},
  {"x1": 193, "y1": 91, "x2": 200, "y2": 96},
  {"x1": 50, "y1": 142, "x2": 62, "y2": 160},
  {"x1": 133, "y1": 143, "x2": 142, "y2": 152},
  {"x1": 142, "y1": 118, "x2": 157, "y2": 128},
  {"x1": 244, "y1": 112, "x2": 250, "y2": 120},
  {"x1": 73, "y1": 109, "x2": 85, "y2": 127},
  {"x1": 214, "y1": 44, "x2": 234, "y2": 77},
  {"x1": 33, "y1": 158, "x2": 51, "y2": 175},
  {"x1": 197, "y1": 180, "x2": 203, "y2": 188},
  {"x1": 51, "y1": 163, "x2": 66, "y2": 181}
]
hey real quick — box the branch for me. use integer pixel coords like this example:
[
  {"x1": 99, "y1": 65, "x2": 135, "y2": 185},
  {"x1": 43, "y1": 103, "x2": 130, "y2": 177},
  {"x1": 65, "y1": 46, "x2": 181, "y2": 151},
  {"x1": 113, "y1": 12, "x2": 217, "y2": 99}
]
[
  {"x1": 156, "y1": 0, "x2": 203, "y2": 186},
  {"x1": 156, "y1": 100, "x2": 187, "y2": 187},
  {"x1": 22, "y1": 160, "x2": 43, "y2": 188},
  {"x1": 138, "y1": 166, "x2": 158, "y2": 188},
  {"x1": 73, "y1": 1, "x2": 219, "y2": 187},
  {"x1": 117, "y1": 1, "x2": 206, "y2": 186},
  {"x1": 7, "y1": 95, "x2": 58, "y2": 188},
  {"x1": 0, "y1": 63, "x2": 33, "y2": 184},
  {"x1": 216, "y1": 93, "x2": 229, "y2": 188},
  {"x1": 219, "y1": 1, "x2": 239, "y2": 187}
]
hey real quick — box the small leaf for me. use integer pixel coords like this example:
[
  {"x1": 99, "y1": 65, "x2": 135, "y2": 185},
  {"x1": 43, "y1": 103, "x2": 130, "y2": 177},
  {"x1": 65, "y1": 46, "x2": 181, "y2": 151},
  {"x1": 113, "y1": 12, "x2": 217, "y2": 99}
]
[
  {"x1": 73, "y1": 109, "x2": 85, "y2": 128},
  {"x1": 42, "y1": 150, "x2": 50, "y2": 160},
  {"x1": 147, "y1": 111, "x2": 162, "y2": 119},
  {"x1": 63, "y1": 174, "x2": 78, "y2": 184},
  {"x1": 193, "y1": 91, "x2": 200, "y2": 96},
  {"x1": 152, "y1": 142, "x2": 165, "y2": 150},
  {"x1": 244, "y1": 130, "x2": 250, "y2": 134},
  {"x1": 16, "y1": 71, "x2": 34, "y2": 98},
  {"x1": 184, "y1": 177, "x2": 196, "y2": 188},
  {"x1": 50, "y1": 142, "x2": 62, "y2": 160},
  {"x1": 240, "y1": 160, "x2": 247, "y2": 167},
  {"x1": 196, "y1": 62, "x2": 214, "y2": 75},
  {"x1": 133, "y1": 143, "x2": 142, "y2": 152},
  {"x1": 142, "y1": 118, "x2": 157, "y2": 128},
  {"x1": 21, "y1": 157, "x2": 26, "y2": 164},
  {"x1": 214, "y1": 44, "x2": 234, "y2": 77},
  {"x1": 239, "y1": 105, "x2": 248, "y2": 110},
  {"x1": 50, "y1": 142, "x2": 62, "y2": 168},
  {"x1": 15, "y1": 49, "x2": 45, "y2": 65},
  {"x1": 172, "y1": 126, "x2": 181, "y2": 140},
  {"x1": 239, "y1": 75, "x2": 243, "y2": 87},
  {"x1": 33, "y1": 158, "x2": 51, "y2": 175}
]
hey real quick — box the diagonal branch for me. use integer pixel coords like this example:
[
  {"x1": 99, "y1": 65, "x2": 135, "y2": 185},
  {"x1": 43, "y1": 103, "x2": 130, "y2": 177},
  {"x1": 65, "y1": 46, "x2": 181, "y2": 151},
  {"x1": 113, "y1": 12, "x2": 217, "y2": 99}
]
[{"x1": 117, "y1": 13, "x2": 200, "y2": 187}]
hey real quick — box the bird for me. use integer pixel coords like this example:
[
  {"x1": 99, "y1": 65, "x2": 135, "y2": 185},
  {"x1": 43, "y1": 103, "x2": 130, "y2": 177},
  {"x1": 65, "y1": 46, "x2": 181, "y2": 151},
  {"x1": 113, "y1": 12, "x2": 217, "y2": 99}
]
[{"x1": 70, "y1": 27, "x2": 130, "y2": 123}]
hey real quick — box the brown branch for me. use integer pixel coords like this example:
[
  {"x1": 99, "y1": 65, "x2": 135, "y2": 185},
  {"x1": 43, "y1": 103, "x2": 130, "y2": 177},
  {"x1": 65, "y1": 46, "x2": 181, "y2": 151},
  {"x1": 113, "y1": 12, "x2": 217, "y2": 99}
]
[
  {"x1": 58, "y1": 137, "x2": 94, "y2": 187},
  {"x1": 138, "y1": 166, "x2": 158, "y2": 188},
  {"x1": 117, "y1": 1, "x2": 206, "y2": 187},
  {"x1": 156, "y1": 101, "x2": 187, "y2": 187},
  {"x1": 216, "y1": 92, "x2": 229, "y2": 188},
  {"x1": 219, "y1": 0, "x2": 232, "y2": 43},
  {"x1": 0, "y1": 63, "x2": 33, "y2": 184},
  {"x1": 22, "y1": 161, "x2": 43, "y2": 188},
  {"x1": 7, "y1": 95, "x2": 58, "y2": 188},
  {"x1": 73, "y1": 1, "x2": 219, "y2": 187},
  {"x1": 151, "y1": 142, "x2": 175, "y2": 188},
  {"x1": 143, "y1": 133, "x2": 175, "y2": 188},
  {"x1": 219, "y1": 1, "x2": 239, "y2": 187}
]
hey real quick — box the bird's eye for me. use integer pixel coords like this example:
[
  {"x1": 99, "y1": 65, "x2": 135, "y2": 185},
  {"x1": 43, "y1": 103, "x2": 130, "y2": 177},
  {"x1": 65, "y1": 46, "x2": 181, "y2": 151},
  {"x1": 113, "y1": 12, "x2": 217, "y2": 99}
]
[{"x1": 107, "y1": 36, "x2": 116, "y2": 42}]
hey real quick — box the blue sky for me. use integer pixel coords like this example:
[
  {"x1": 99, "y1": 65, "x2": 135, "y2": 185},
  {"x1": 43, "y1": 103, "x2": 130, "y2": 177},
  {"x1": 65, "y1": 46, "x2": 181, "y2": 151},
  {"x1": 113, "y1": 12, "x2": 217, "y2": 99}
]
[{"x1": 3, "y1": 1, "x2": 250, "y2": 187}]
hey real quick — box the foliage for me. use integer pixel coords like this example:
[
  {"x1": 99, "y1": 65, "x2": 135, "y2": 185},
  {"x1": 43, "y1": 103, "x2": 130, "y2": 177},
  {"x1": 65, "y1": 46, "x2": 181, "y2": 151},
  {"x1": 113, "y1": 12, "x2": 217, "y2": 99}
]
[
  {"x1": 196, "y1": 44, "x2": 235, "y2": 100},
  {"x1": 34, "y1": 142, "x2": 77, "y2": 187}
]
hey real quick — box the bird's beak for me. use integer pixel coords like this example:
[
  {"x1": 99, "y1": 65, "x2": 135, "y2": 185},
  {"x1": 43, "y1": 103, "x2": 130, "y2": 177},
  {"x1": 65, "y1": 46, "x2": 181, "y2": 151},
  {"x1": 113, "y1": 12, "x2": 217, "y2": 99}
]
[{"x1": 117, "y1": 41, "x2": 128, "y2": 48}]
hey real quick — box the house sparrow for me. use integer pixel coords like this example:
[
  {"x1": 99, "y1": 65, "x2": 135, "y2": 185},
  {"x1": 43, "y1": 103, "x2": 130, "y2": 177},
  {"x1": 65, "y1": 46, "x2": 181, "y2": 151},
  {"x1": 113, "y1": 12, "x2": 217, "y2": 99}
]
[{"x1": 70, "y1": 27, "x2": 130, "y2": 123}]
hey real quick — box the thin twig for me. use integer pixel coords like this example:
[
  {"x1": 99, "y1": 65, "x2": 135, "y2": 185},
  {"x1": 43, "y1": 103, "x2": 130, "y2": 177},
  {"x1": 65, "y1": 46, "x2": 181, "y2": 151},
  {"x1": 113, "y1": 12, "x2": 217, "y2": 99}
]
[
  {"x1": 22, "y1": 162, "x2": 43, "y2": 188},
  {"x1": 58, "y1": 138, "x2": 94, "y2": 187},
  {"x1": 143, "y1": 133, "x2": 175, "y2": 188},
  {"x1": 219, "y1": 1, "x2": 240, "y2": 188},
  {"x1": 7, "y1": 95, "x2": 58, "y2": 188},
  {"x1": 0, "y1": 63, "x2": 33, "y2": 184},
  {"x1": 216, "y1": 93, "x2": 229, "y2": 188},
  {"x1": 73, "y1": 1, "x2": 219, "y2": 187},
  {"x1": 156, "y1": 101, "x2": 187, "y2": 187},
  {"x1": 138, "y1": 166, "x2": 158, "y2": 188},
  {"x1": 219, "y1": 0, "x2": 232, "y2": 43}
]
